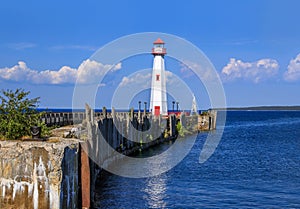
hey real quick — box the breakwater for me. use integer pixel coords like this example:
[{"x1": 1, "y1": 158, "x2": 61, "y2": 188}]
[
  {"x1": 79, "y1": 105, "x2": 217, "y2": 208},
  {"x1": 79, "y1": 105, "x2": 178, "y2": 208},
  {"x1": 0, "y1": 106, "x2": 217, "y2": 208},
  {"x1": 39, "y1": 109, "x2": 217, "y2": 131},
  {"x1": 40, "y1": 112, "x2": 87, "y2": 126}
]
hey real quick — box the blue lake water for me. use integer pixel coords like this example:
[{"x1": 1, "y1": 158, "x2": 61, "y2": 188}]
[{"x1": 93, "y1": 111, "x2": 300, "y2": 208}]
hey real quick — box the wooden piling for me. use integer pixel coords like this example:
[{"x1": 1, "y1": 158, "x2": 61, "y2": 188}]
[{"x1": 80, "y1": 144, "x2": 90, "y2": 209}]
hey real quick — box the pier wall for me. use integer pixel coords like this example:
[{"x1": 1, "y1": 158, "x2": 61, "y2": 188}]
[
  {"x1": 197, "y1": 110, "x2": 217, "y2": 131},
  {"x1": 0, "y1": 106, "x2": 217, "y2": 208},
  {"x1": 40, "y1": 112, "x2": 88, "y2": 126},
  {"x1": 39, "y1": 109, "x2": 217, "y2": 132},
  {"x1": 83, "y1": 106, "x2": 177, "y2": 158},
  {"x1": 0, "y1": 140, "x2": 80, "y2": 209},
  {"x1": 80, "y1": 105, "x2": 178, "y2": 208}
]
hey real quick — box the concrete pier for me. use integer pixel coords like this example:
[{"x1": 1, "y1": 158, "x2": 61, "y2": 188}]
[
  {"x1": 0, "y1": 139, "x2": 80, "y2": 209},
  {"x1": 197, "y1": 110, "x2": 217, "y2": 131},
  {"x1": 0, "y1": 106, "x2": 217, "y2": 208}
]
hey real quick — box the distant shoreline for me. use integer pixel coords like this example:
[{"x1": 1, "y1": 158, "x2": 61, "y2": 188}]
[{"x1": 213, "y1": 106, "x2": 300, "y2": 111}]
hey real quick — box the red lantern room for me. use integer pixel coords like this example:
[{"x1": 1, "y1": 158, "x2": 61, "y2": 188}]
[{"x1": 152, "y1": 38, "x2": 166, "y2": 56}]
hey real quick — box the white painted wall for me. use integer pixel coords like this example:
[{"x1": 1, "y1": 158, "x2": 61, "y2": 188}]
[{"x1": 150, "y1": 54, "x2": 168, "y2": 115}]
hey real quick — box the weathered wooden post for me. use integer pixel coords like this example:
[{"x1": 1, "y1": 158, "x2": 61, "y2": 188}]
[
  {"x1": 112, "y1": 108, "x2": 118, "y2": 150},
  {"x1": 169, "y1": 114, "x2": 176, "y2": 137},
  {"x1": 144, "y1": 102, "x2": 147, "y2": 117},
  {"x1": 128, "y1": 108, "x2": 135, "y2": 149},
  {"x1": 80, "y1": 144, "x2": 90, "y2": 209},
  {"x1": 212, "y1": 110, "x2": 217, "y2": 130},
  {"x1": 180, "y1": 112, "x2": 186, "y2": 128},
  {"x1": 81, "y1": 104, "x2": 93, "y2": 209},
  {"x1": 138, "y1": 101, "x2": 141, "y2": 123}
]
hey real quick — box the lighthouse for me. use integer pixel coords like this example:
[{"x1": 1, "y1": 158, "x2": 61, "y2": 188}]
[{"x1": 150, "y1": 38, "x2": 168, "y2": 116}]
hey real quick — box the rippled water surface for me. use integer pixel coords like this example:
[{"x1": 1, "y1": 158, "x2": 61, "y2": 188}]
[{"x1": 93, "y1": 111, "x2": 300, "y2": 208}]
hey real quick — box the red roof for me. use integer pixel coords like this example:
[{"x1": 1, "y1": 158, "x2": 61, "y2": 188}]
[{"x1": 153, "y1": 38, "x2": 165, "y2": 44}]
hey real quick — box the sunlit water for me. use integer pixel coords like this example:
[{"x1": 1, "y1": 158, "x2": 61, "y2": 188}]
[{"x1": 93, "y1": 111, "x2": 300, "y2": 208}]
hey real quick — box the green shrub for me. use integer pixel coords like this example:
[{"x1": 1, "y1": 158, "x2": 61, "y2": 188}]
[
  {"x1": 176, "y1": 122, "x2": 184, "y2": 137},
  {"x1": 0, "y1": 88, "x2": 48, "y2": 140}
]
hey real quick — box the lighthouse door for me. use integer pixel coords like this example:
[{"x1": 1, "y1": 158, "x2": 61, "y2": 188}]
[{"x1": 154, "y1": 106, "x2": 160, "y2": 116}]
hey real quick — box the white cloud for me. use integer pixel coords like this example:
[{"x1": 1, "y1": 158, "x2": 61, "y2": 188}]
[
  {"x1": 112, "y1": 62, "x2": 122, "y2": 71},
  {"x1": 119, "y1": 70, "x2": 176, "y2": 88},
  {"x1": 7, "y1": 42, "x2": 37, "y2": 50},
  {"x1": 222, "y1": 58, "x2": 279, "y2": 83},
  {"x1": 284, "y1": 53, "x2": 300, "y2": 82},
  {"x1": 0, "y1": 60, "x2": 121, "y2": 85},
  {"x1": 37, "y1": 66, "x2": 77, "y2": 84},
  {"x1": 120, "y1": 72, "x2": 151, "y2": 87},
  {"x1": 77, "y1": 60, "x2": 121, "y2": 84},
  {"x1": 179, "y1": 63, "x2": 196, "y2": 78},
  {"x1": 165, "y1": 70, "x2": 178, "y2": 85}
]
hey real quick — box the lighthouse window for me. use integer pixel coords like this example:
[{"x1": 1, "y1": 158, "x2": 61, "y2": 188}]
[{"x1": 156, "y1": 74, "x2": 160, "y2": 81}]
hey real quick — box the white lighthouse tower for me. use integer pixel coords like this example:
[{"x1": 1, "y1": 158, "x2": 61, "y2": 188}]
[{"x1": 150, "y1": 38, "x2": 168, "y2": 116}]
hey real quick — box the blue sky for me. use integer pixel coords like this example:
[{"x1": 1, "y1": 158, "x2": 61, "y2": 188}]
[{"x1": 1, "y1": 0, "x2": 300, "y2": 109}]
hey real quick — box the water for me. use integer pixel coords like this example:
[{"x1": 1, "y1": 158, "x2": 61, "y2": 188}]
[{"x1": 93, "y1": 111, "x2": 300, "y2": 208}]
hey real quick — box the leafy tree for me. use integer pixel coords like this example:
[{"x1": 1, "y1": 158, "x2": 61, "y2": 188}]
[{"x1": 0, "y1": 88, "x2": 48, "y2": 140}]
